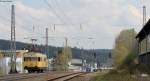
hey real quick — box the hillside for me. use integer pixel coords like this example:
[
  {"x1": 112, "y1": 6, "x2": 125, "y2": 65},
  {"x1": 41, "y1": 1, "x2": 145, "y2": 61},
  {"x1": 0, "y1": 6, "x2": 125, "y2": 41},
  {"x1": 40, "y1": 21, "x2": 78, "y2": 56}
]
[{"x1": 0, "y1": 39, "x2": 112, "y2": 66}]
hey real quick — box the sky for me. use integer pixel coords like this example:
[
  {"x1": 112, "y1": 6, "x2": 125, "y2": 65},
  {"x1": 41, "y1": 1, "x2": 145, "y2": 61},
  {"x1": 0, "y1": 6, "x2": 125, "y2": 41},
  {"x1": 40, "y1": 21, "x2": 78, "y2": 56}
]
[{"x1": 0, "y1": 0, "x2": 149, "y2": 49}]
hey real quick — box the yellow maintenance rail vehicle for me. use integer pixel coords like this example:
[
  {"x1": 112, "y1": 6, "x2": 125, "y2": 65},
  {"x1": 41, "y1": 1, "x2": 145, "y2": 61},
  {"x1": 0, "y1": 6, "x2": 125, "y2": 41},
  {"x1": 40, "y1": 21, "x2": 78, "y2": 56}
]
[{"x1": 23, "y1": 52, "x2": 48, "y2": 73}]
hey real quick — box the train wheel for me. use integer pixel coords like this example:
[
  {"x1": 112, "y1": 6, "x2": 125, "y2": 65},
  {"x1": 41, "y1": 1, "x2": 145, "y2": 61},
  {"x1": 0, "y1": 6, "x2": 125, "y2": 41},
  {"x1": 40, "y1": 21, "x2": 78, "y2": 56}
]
[
  {"x1": 37, "y1": 69, "x2": 40, "y2": 73},
  {"x1": 28, "y1": 70, "x2": 31, "y2": 73},
  {"x1": 32, "y1": 70, "x2": 35, "y2": 73},
  {"x1": 41, "y1": 69, "x2": 43, "y2": 73}
]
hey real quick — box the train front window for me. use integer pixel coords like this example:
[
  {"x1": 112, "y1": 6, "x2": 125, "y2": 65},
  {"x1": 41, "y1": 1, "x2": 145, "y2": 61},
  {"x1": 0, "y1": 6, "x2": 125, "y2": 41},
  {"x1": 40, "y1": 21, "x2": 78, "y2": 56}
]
[
  {"x1": 24, "y1": 57, "x2": 31, "y2": 61},
  {"x1": 24, "y1": 57, "x2": 39, "y2": 61}
]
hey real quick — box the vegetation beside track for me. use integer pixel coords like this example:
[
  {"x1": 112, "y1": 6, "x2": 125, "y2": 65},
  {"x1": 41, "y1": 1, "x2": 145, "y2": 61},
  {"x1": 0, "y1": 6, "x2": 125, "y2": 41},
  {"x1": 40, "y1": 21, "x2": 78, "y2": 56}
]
[
  {"x1": 91, "y1": 29, "x2": 140, "y2": 81},
  {"x1": 91, "y1": 70, "x2": 138, "y2": 81}
]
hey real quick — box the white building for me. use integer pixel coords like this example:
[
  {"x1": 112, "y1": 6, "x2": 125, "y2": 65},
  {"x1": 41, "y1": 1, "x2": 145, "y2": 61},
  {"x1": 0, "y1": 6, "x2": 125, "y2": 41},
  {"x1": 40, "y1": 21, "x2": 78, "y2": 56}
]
[
  {"x1": 69, "y1": 59, "x2": 82, "y2": 72},
  {"x1": 0, "y1": 50, "x2": 28, "y2": 75}
]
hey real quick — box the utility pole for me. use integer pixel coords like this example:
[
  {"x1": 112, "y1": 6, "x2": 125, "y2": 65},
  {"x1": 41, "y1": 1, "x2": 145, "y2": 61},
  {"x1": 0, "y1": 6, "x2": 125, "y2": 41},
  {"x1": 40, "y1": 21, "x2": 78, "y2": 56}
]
[
  {"x1": 45, "y1": 28, "x2": 49, "y2": 56},
  {"x1": 65, "y1": 37, "x2": 68, "y2": 71},
  {"x1": 80, "y1": 24, "x2": 84, "y2": 71},
  {"x1": 80, "y1": 24, "x2": 83, "y2": 31},
  {"x1": 143, "y1": 6, "x2": 146, "y2": 26},
  {"x1": 53, "y1": 24, "x2": 55, "y2": 31},
  {"x1": 142, "y1": 6, "x2": 148, "y2": 53},
  {"x1": 45, "y1": 28, "x2": 49, "y2": 71},
  {"x1": 81, "y1": 46, "x2": 85, "y2": 72},
  {"x1": 65, "y1": 37, "x2": 68, "y2": 47},
  {"x1": 142, "y1": 5, "x2": 149, "y2": 64},
  {"x1": 10, "y1": 4, "x2": 17, "y2": 73},
  {"x1": 0, "y1": 0, "x2": 17, "y2": 73}
]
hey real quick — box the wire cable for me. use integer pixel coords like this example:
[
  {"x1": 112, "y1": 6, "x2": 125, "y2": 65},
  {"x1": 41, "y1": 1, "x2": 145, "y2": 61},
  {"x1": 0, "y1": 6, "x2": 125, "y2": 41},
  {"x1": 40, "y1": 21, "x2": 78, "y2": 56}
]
[
  {"x1": 52, "y1": 0, "x2": 75, "y2": 27},
  {"x1": 44, "y1": 0, "x2": 67, "y2": 24}
]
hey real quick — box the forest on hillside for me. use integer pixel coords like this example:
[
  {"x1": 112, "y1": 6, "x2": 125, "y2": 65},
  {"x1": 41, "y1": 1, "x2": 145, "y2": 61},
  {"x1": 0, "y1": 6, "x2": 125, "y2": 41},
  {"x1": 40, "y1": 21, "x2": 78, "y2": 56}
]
[{"x1": 0, "y1": 39, "x2": 112, "y2": 67}]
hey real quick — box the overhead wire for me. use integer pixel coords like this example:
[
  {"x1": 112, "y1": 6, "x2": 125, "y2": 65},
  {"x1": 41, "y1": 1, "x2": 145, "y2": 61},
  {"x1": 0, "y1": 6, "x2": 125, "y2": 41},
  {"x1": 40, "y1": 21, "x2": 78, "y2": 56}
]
[
  {"x1": 0, "y1": 1, "x2": 50, "y2": 45},
  {"x1": 52, "y1": 0, "x2": 75, "y2": 27},
  {"x1": 0, "y1": 4, "x2": 44, "y2": 43},
  {"x1": 44, "y1": 0, "x2": 84, "y2": 46},
  {"x1": 16, "y1": 2, "x2": 51, "y2": 43},
  {"x1": 44, "y1": 0, "x2": 67, "y2": 24},
  {"x1": 47, "y1": 0, "x2": 92, "y2": 47},
  {"x1": 0, "y1": 0, "x2": 89, "y2": 47},
  {"x1": 44, "y1": 0, "x2": 83, "y2": 35}
]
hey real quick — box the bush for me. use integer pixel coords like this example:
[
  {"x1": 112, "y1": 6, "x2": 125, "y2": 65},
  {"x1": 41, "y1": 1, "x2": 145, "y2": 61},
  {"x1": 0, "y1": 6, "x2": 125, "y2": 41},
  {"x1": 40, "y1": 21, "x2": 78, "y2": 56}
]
[{"x1": 91, "y1": 70, "x2": 138, "y2": 81}]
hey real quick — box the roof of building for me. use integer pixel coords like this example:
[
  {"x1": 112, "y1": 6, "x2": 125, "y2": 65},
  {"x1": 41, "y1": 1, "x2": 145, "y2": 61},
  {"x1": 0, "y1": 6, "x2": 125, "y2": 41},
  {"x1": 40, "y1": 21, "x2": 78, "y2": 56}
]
[{"x1": 136, "y1": 19, "x2": 150, "y2": 42}]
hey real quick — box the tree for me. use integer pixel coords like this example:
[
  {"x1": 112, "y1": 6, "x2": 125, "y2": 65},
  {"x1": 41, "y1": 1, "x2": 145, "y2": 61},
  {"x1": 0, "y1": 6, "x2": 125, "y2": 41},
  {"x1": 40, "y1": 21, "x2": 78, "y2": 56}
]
[
  {"x1": 55, "y1": 46, "x2": 72, "y2": 71},
  {"x1": 113, "y1": 29, "x2": 138, "y2": 68}
]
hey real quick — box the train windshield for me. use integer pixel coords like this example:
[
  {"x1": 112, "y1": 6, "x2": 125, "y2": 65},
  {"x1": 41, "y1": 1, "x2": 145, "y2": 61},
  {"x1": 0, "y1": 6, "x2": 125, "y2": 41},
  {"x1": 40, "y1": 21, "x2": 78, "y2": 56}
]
[{"x1": 24, "y1": 57, "x2": 38, "y2": 61}]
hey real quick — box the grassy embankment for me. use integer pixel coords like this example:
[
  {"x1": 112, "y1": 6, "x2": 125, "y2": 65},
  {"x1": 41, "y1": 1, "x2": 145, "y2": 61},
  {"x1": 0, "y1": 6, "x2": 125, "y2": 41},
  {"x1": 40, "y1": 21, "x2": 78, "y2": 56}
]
[
  {"x1": 91, "y1": 70, "x2": 138, "y2": 81},
  {"x1": 91, "y1": 52, "x2": 139, "y2": 81}
]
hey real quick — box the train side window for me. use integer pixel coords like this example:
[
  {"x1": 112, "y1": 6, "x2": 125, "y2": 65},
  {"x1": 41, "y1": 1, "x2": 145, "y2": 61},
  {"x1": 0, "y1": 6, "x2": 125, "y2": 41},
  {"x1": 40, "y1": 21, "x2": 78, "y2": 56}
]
[
  {"x1": 32, "y1": 57, "x2": 37, "y2": 61},
  {"x1": 29, "y1": 57, "x2": 31, "y2": 61},
  {"x1": 24, "y1": 57, "x2": 30, "y2": 61},
  {"x1": 27, "y1": 57, "x2": 31, "y2": 61},
  {"x1": 24, "y1": 57, "x2": 28, "y2": 61},
  {"x1": 38, "y1": 57, "x2": 40, "y2": 61},
  {"x1": 24, "y1": 57, "x2": 26, "y2": 61}
]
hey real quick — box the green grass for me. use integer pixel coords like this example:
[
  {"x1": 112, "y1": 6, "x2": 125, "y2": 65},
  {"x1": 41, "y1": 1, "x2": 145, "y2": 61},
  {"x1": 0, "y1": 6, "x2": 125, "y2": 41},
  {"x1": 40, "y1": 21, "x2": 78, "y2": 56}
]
[{"x1": 91, "y1": 70, "x2": 138, "y2": 81}]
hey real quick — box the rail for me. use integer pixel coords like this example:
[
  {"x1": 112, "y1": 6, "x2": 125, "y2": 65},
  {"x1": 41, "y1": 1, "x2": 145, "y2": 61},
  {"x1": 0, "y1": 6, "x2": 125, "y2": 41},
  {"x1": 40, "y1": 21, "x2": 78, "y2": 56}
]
[
  {"x1": 0, "y1": 72, "x2": 88, "y2": 81},
  {"x1": 47, "y1": 72, "x2": 87, "y2": 81},
  {"x1": 0, "y1": 73, "x2": 45, "y2": 81}
]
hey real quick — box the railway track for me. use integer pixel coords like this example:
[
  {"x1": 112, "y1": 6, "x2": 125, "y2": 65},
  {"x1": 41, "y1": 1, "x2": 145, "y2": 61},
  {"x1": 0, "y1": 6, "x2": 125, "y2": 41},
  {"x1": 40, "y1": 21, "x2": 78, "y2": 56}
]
[
  {"x1": 63, "y1": 72, "x2": 89, "y2": 81},
  {"x1": 47, "y1": 72, "x2": 88, "y2": 81},
  {"x1": 0, "y1": 72, "x2": 88, "y2": 81},
  {"x1": 0, "y1": 73, "x2": 46, "y2": 81}
]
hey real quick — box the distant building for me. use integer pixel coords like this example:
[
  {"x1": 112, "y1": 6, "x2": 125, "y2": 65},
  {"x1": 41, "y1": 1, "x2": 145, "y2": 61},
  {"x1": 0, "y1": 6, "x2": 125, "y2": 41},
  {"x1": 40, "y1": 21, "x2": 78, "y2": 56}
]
[
  {"x1": 68, "y1": 59, "x2": 82, "y2": 72},
  {"x1": 0, "y1": 50, "x2": 28, "y2": 75},
  {"x1": 136, "y1": 19, "x2": 150, "y2": 65},
  {"x1": 49, "y1": 58, "x2": 83, "y2": 72}
]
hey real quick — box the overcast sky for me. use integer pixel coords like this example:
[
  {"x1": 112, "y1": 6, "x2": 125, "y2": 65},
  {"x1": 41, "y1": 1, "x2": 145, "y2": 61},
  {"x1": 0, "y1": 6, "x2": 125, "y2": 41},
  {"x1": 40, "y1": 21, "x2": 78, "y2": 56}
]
[{"x1": 0, "y1": 0, "x2": 149, "y2": 49}]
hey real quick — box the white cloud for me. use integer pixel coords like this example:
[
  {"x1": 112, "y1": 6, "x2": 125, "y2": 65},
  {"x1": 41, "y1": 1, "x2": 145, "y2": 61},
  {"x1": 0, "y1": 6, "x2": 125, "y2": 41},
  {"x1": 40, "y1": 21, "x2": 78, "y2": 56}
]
[
  {"x1": 128, "y1": 5, "x2": 142, "y2": 20},
  {"x1": 16, "y1": 1, "x2": 51, "y2": 20},
  {"x1": 0, "y1": 0, "x2": 148, "y2": 49}
]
